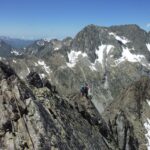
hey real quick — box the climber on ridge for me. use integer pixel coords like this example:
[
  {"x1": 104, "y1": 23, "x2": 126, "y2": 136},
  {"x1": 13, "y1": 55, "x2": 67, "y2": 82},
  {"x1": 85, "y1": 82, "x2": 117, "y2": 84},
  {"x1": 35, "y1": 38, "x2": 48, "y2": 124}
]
[
  {"x1": 80, "y1": 83, "x2": 90, "y2": 99},
  {"x1": 84, "y1": 83, "x2": 89, "y2": 99},
  {"x1": 80, "y1": 84, "x2": 85, "y2": 97}
]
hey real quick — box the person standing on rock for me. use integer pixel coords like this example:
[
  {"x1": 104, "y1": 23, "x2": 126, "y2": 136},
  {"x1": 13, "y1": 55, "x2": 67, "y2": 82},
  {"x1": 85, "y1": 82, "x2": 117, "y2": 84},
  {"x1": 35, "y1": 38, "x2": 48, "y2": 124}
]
[
  {"x1": 80, "y1": 83, "x2": 90, "y2": 99},
  {"x1": 80, "y1": 84, "x2": 85, "y2": 96},
  {"x1": 84, "y1": 83, "x2": 89, "y2": 99}
]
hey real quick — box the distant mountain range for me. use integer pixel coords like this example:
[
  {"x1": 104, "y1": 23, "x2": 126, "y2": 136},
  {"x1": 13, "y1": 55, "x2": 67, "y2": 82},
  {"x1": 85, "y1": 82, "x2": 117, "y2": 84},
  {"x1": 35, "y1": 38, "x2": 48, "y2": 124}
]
[
  {"x1": 0, "y1": 40, "x2": 12, "y2": 57},
  {"x1": 0, "y1": 36, "x2": 34, "y2": 48}
]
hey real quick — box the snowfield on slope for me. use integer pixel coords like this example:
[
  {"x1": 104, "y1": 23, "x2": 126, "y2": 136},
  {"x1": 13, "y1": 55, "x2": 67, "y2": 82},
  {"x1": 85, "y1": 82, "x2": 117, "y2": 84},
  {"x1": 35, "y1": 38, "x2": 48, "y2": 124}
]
[
  {"x1": 38, "y1": 60, "x2": 51, "y2": 74},
  {"x1": 67, "y1": 50, "x2": 88, "y2": 68},
  {"x1": 115, "y1": 47, "x2": 148, "y2": 67},
  {"x1": 109, "y1": 32, "x2": 130, "y2": 44},
  {"x1": 67, "y1": 44, "x2": 150, "y2": 71},
  {"x1": 54, "y1": 47, "x2": 59, "y2": 51},
  {"x1": 146, "y1": 43, "x2": 150, "y2": 52},
  {"x1": 11, "y1": 50, "x2": 21, "y2": 56},
  {"x1": 95, "y1": 45, "x2": 114, "y2": 65},
  {"x1": 39, "y1": 73, "x2": 46, "y2": 79},
  {"x1": 13, "y1": 60, "x2": 17, "y2": 63},
  {"x1": 27, "y1": 67, "x2": 30, "y2": 74},
  {"x1": 147, "y1": 100, "x2": 150, "y2": 106},
  {"x1": 89, "y1": 44, "x2": 114, "y2": 70},
  {"x1": 37, "y1": 40, "x2": 45, "y2": 46},
  {"x1": 67, "y1": 45, "x2": 114, "y2": 70}
]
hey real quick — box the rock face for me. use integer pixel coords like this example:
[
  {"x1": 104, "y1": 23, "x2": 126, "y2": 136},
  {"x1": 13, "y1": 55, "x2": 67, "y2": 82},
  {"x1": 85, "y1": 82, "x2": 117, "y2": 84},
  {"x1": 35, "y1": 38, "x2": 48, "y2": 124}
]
[
  {"x1": 104, "y1": 76, "x2": 150, "y2": 150},
  {"x1": 108, "y1": 111, "x2": 139, "y2": 150},
  {"x1": 0, "y1": 62, "x2": 50, "y2": 149},
  {"x1": 27, "y1": 72, "x2": 43, "y2": 88}
]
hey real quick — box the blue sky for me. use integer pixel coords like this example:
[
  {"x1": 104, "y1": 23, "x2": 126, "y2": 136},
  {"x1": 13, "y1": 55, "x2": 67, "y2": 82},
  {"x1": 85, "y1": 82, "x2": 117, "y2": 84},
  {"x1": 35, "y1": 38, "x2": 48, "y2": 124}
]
[{"x1": 0, "y1": 0, "x2": 149, "y2": 39}]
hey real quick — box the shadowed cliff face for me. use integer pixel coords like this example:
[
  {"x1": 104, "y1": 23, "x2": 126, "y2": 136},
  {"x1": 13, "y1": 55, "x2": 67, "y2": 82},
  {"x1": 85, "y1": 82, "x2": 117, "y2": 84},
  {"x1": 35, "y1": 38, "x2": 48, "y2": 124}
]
[
  {"x1": 104, "y1": 77, "x2": 150, "y2": 150},
  {"x1": 108, "y1": 111, "x2": 139, "y2": 150}
]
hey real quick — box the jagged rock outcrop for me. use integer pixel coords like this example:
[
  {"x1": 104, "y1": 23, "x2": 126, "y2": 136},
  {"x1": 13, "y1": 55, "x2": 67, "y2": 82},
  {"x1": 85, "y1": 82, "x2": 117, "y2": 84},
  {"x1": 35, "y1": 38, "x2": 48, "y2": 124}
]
[
  {"x1": 27, "y1": 72, "x2": 43, "y2": 88},
  {"x1": 108, "y1": 111, "x2": 139, "y2": 150},
  {"x1": 27, "y1": 71, "x2": 57, "y2": 93},
  {"x1": 0, "y1": 62, "x2": 51, "y2": 149},
  {"x1": 104, "y1": 76, "x2": 150, "y2": 150}
]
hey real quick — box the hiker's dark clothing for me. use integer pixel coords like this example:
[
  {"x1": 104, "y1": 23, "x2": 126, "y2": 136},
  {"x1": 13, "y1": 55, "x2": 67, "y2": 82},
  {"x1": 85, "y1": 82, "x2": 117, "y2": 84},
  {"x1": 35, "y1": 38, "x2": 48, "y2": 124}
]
[
  {"x1": 84, "y1": 86, "x2": 89, "y2": 99},
  {"x1": 80, "y1": 86, "x2": 85, "y2": 96}
]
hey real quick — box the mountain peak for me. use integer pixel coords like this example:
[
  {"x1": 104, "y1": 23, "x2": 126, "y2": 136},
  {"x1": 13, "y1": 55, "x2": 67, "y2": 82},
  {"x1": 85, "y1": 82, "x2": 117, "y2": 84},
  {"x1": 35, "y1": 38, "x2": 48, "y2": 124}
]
[
  {"x1": 109, "y1": 24, "x2": 147, "y2": 34},
  {"x1": 110, "y1": 24, "x2": 141, "y2": 29}
]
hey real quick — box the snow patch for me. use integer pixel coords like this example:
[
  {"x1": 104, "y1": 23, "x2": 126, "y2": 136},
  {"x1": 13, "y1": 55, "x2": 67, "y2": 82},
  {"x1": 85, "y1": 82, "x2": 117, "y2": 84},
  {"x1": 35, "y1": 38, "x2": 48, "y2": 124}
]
[
  {"x1": 144, "y1": 118, "x2": 150, "y2": 150},
  {"x1": 89, "y1": 64, "x2": 97, "y2": 71},
  {"x1": 39, "y1": 74, "x2": 46, "y2": 79},
  {"x1": 95, "y1": 45, "x2": 114, "y2": 65},
  {"x1": 11, "y1": 50, "x2": 21, "y2": 56},
  {"x1": 59, "y1": 66, "x2": 67, "y2": 69},
  {"x1": 147, "y1": 99, "x2": 150, "y2": 106},
  {"x1": 13, "y1": 60, "x2": 16, "y2": 63},
  {"x1": 0, "y1": 57, "x2": 5, "y2": 61},
  {"x1": 34, "y1": 62, "x2": 38, "y2": 66},
  {"x1": 109, "y1": 32, "x2": 130, "y2": 44},
  {"x1": 54, "y1": 47, "x2": 59, "y2": 51},
  {"x1": 88, "y1": 45, "x2": 114, "y2": 71},
  {"x1": 38, "y1": 60, "x2": 51, "y2": 74},
  {"x1": 38, "y1": 60, "x2": 45, "y2": 66},
  {"x1": 20, "y1": 76, "x2": 24, "y2": 79},
  {"x1": 37, "y1": 41, "x2": 45, "y2": 46},
  {"x1": 44, "y1": 38, "x2": 51, "y2": 42},
  {"x1": 67, "y1": 50, "x2": 88, "y2": 68},
  {"x1": 146, "y1": 44, "x2": 150, "y2": 52},
  {"x1": 115, "y1": 47, "x2": 146, "y2": 65},
  {"x1": 27, "y1": 67, "x2": 30, "y2": 74}
]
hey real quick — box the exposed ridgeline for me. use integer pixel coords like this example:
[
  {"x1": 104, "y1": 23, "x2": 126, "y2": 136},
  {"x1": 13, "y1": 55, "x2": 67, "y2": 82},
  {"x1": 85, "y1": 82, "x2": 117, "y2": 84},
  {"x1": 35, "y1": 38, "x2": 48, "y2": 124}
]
[
  {"x1": 0, "y1": 61, "x2": 140, "y2": 149},
  {"x1": 103, "y1": 76, "x2": 150, "y2": 150}
]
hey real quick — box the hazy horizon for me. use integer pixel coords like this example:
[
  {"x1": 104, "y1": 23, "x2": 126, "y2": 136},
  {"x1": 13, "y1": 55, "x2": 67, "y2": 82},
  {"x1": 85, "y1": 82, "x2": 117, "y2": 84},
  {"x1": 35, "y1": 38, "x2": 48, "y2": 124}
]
[
  {"x1": 0, "y1": 0, "x2": 150, "y2": 40},
  {"x1": 0, "y1": 24, "x2": 149, "y2": 41}
]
